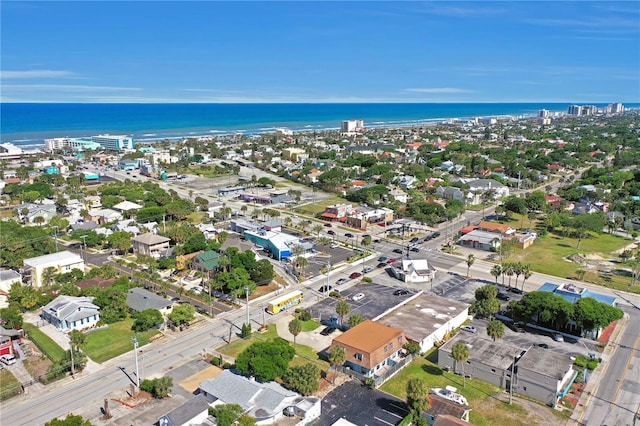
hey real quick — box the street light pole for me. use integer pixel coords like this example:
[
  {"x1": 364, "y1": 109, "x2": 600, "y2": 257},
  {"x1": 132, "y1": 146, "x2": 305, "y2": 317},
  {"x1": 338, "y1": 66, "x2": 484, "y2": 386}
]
[
  {"x1": 52, "y1": 226, "x2": 59, "y2": 252},
  {"x1": 245, "y1": 286, "x2": 250, "y2": 326},
  {"x1": 133, "y1": 336, "x2": 140, "y2": 388},
  {"x1": 80, "y1": 234, "x2": 87, "y2": 262}
]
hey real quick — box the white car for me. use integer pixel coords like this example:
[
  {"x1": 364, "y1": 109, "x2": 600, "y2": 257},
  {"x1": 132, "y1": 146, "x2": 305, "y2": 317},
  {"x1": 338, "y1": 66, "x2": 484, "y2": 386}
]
[
  {"x1": 330, "y1": 243, "x2": 339, "y2": 249},
  {"x1": 460, "y1": 325, "x2": 477, "y2": 334},
  {"x1": 0, "y1": 354, "x2": 17, "y2": 365},
  {"x1": 352, "y1": 293, "x2": 365, "y2": 302}
]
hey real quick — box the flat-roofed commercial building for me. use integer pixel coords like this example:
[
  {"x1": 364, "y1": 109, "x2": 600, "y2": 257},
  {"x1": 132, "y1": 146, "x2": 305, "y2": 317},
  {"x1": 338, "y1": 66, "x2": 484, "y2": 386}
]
[{"x1": 23, "y1": 251, "x2": 85, "y2": 288}]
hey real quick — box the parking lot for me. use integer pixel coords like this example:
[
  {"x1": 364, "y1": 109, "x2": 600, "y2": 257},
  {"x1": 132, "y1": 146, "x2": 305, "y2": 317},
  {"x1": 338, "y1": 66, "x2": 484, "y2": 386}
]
[
  {"x1": 307, "y1": 282, "x2": 418, "y2": 324},
  {"x1": 316, "y1": 380, "x2": 409, "y2": 426}
]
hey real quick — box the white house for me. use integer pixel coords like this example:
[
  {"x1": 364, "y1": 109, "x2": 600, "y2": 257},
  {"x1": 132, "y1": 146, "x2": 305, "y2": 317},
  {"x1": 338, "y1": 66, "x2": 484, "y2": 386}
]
[
  {"x1": 23, "y1": 251, "x2": 85, "y2": 288},
  {"x1": 467, "y1": 179, "x2": 510, "y2": 199},
  {"x1": 391, "y1": 259, "x2": 436, "y2": 283},
  {"x1": 41, "y1": 295, "x2": 100, "y2": 332},
  {"x1": 198, "y1": 370, "x2": 321, "y2": 425},
  {"x1": 0, "y1": 270, "x2": 21, "y2": 308}
]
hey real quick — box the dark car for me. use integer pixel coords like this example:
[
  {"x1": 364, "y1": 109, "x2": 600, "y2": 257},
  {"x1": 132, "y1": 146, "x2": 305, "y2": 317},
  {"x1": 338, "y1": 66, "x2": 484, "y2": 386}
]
[
  {"x1": 410, "y1": 247, "x2": 420, "y2": 252},
  {"x1": 410, "y1": 237, "x2": 420, "y2": 243},
  {"x1": 327, "y1": 230, "x2": 336, "y2": 235},
  {"x1": 536, "y1": 343, "x2": 549, "y2": 349},
  {"x1": 320, "y1": 326, "x2": 336, "y2": 336},
  {"x1": 393, "y1": 289, "x2": 409, "y2": 296},
  {"x1": 392, "y1": 248, "x2": 403, "y2": 254},
  {"x1": 432, "y1": 232, "x2": 441, "y2": 238},
  {"x1": 377, "y1": 262, "x2": 388, "y2": 268},
  {"x1": 345, "y1": 233, "x2": 354, "y2": 238},
  {"x1": 324, "y1": 223, "x2": 333, "y2": 227},
  {"x1": 508, "y1": 287, "x2": 524, "y2": 295},
  {"x1": 497, "y1": 292, "x2": 511, "y2": 301},
  {"x1": 349, "y1": 272, "x2": 362, "y2": 279},
  {"x1": 319, "y1": 285, "x2": 333, "y2": 293},
  {"x1": 378, "y1": 256, "x2": 388, "y2": 262}
]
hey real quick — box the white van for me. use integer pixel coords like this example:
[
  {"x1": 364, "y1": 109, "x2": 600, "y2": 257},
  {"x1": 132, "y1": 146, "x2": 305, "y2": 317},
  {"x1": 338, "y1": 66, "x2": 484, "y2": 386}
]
[{"x1": 0, "y1": 354, "x2": 17, "y2": 365}]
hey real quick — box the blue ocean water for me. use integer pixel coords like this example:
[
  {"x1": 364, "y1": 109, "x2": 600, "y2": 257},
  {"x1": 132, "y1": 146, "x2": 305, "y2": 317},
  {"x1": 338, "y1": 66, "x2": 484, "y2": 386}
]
[{"x1": 1, "y1": 103, "x2": 636, "y2": 147}]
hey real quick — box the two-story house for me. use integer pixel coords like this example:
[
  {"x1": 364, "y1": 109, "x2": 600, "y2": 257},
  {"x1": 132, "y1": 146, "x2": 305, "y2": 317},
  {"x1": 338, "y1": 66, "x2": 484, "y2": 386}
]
[
  {"x1": 329, "y1": 320, "x2": 405, "y2": 380},
  {"x1": 132, "y1": 233, "x2": 171, "y2": 258}
]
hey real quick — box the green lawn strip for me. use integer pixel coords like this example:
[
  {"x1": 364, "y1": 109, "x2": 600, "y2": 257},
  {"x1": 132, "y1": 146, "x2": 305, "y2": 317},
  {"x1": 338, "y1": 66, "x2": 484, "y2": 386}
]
[
  {"x1": 381, "y1": 354, "x2": 535, "y2": 426},
  {"x1": 84, "y1": 319, "x2": 159, "y2": 363},
  {"x1": 187, "y1": 211, "x2": 207, "y2": 223},
  {"x1": 0, "y1": 369, "x2": 23, "y2": 400},
  {"x1": 23, "y1": 323, "x2": 66, "y2": 361},
  {"x1": 290, "y1": 344, "x2": 329, "y2": 370},
  {"x1": 301, "y1": 320, "x2": 321, "y2": 332}
]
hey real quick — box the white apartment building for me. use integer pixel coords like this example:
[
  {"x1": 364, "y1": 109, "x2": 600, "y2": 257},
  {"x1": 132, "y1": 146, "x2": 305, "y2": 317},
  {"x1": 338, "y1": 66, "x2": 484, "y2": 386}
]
[
  {"x1": 23, "y1": 251, "x2": 85, "y2": 288},
  {"x1": 341, "y1": 119, "x2": 365, "y2": 133}
]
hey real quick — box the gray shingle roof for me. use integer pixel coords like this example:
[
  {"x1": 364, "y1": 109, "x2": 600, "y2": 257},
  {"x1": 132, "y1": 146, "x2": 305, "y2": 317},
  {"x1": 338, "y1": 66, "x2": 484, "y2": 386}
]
[{"x1": 126, "y1": 287, "x2": 172, "y2": 312}]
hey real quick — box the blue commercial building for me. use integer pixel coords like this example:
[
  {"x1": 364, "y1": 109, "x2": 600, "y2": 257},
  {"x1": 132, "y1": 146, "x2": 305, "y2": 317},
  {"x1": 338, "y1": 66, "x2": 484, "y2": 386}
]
[
  {"x1": 538, "y1": 282, "x2": 616, "y2": 306},
  {"x1": 243, "y1": 229, "x2": 312, "y2": 261},
  {"x1": 91, "y1": 134, "x2": 134, "y2": 151}
]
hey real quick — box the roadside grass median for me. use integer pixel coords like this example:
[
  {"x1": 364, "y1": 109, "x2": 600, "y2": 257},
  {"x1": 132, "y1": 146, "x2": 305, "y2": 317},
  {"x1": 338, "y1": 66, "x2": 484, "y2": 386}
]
[
  {"x1": 381, "y1": 351, "x2": 556, "y2": 426},
  {"x1": 293, "y1": 196, "x2": 345, "y2": 216},
  {"x1": 23, "y1": 323, "x2": 66, "y2": 361},
  {"x1": 301, "y1": 319, "x2": 321, "y2": 332},
  {"x1": 216, "y1": 324, "x2": 279, "y2": 359},
  {"x1": 84, "y1": 319, "x2": 159, "y2": 363},
  {"x1": 0, "y1": 369, "x2": 23, "y2": 401}
]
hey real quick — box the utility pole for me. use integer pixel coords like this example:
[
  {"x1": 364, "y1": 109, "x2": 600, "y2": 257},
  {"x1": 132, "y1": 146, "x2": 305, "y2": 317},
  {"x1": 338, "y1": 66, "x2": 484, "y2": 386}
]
[
  {"x1": 80, "y1": 234, "x2": 88, "y2": 262},
  {"x1": 70, "y1": 342, "x2": 75, "y2": 378},
  {"x1": 326, "y1": 258, "x2": 331, "y2": 298},
  {"x1": 245, "y1": 286, "x2": 250, "y2": 326},
  {"x1": 133, "y1": 336, "x2": 140, "y2": 388},
  {"x1": 52, "y1": 226, "x2": 59, "y2": 252},
  {"x1": 509, "y1": 352, "x2": 516, "y2": 404}
]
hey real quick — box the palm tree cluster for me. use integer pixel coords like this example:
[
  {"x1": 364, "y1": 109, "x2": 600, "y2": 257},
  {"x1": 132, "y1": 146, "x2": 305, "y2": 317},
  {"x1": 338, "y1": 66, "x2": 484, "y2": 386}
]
[{"x1": 489, "y1": 262, "x2": 532, "y2": 290}]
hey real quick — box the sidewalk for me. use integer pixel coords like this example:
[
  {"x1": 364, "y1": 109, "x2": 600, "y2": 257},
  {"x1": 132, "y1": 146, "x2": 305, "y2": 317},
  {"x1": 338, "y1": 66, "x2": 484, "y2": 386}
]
[{"x1": 566, "y1": 312, "x2": 630, "y2": 425}]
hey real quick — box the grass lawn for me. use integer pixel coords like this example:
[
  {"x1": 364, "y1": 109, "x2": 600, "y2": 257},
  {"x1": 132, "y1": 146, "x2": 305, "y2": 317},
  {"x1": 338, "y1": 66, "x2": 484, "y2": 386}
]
[
  {"x1": 290, "y1": 343, "x2": 329, "y2": 370},
  {"x1": 293, "y1": 196, "x2": 345, "y2": 216},
  {"x1": 84, "y1": 319, "x2": 159, "y2": 363},
  {"x1": 381, "y1": 353, "x2": 561, "y2": 426},
  {"x1": 187, "y1": 211, "x2": 207, "y2": 224},
  {"x1": 23, "y1": 323, "x2": 66, "y2": 361},
  {"x1": 301, "y1": 319, "x2": 321, "y2": 332},
  {"x1": 503, "y1": 230, "x2": 633, "y2": 291},
  {"x1": 187, "y1": 167, "x2": 231, "y2": 179},
  {"x1": 216, "y1": 324, "x2": 279, "y2": 358},
  {"x1": 0, "y1": 369, "x2": 22, "y2": 401}
]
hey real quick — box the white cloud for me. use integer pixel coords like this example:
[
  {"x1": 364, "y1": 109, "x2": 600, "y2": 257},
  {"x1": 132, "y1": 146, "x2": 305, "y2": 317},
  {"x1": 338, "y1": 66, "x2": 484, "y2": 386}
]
[
  {"x1": 3, "y1": 84, "x2": 141, "y2": 91},
  {"x1": 1, "y1": 70, "x2": 78, "y2": 79},
  {"x1": 404, "y1": 87, "x2": 474, "y2": 94}
]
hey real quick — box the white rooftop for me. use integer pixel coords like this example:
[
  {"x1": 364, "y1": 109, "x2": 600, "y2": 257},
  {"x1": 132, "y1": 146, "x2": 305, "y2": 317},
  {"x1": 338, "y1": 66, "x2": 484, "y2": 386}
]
[{"x1": 24, "y1": 250, "x2": 83, "y2": 268}]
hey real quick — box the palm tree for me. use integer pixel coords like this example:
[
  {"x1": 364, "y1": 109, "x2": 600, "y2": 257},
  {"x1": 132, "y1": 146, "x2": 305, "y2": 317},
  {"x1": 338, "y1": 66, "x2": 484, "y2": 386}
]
[
  {"x1": 513, "y1": 263, "x2": 523, "y2": 288},
  {"x1": 41, "y1": 266, "x2": 59, "y2": 287},
  {"x1": 406, "y1": 377, "x2": 430, "y2": 419},
  {"x1": 335, "y1": 300, "x2": 351, "y2": 326},
  {"x1": 465, "y1": 254, "x2": 475, "y2": 278},
  {"x1": 312, "y1": 224, "x2": 323, "y2": 237},
  {"x1": 328, "y1": 345, "x2": 346, "y2": 384},
  {"x1": 490, "y1": 265, "x2": 502, "y2": 285},
  {"x1": 284, "y1": 217, "x2": 293, "y2": 228},
  {"x1": 288, "y1": 318, "x2": 302, "y2": 346},
  {"x1": 503, "y1": 263, "x2": 515, "y2": 289},
  {"x1": 520, "y1": 264, "x2": 532, "y2": 291},
  {"x1": 316, "y1": 236, "x2": 332, "y2": 247},
  {"x1": 241, "y1": 205, "x2": 248, "y2": 216},
  {"x1": 486, "y1": 319, "x2": 505, "y2": 341},
  {"x1": 451, "y1": 342, "x2": 470, "y2": 387},
  {"x1": 297, "y1": 257, "x2": 308, "y2": 278}
]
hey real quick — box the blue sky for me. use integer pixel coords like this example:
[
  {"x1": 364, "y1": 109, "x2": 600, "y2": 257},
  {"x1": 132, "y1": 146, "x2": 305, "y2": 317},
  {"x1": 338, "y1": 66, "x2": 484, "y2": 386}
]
[{"x1": 1, "y1": 1, "x2": 638, "y2": 103}]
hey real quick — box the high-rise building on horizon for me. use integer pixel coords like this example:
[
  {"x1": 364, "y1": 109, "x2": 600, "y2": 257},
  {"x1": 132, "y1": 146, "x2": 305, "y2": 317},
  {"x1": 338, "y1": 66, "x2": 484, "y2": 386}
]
[{"x1": 341, "y1": 119, "x2": 365, "y2": 133}]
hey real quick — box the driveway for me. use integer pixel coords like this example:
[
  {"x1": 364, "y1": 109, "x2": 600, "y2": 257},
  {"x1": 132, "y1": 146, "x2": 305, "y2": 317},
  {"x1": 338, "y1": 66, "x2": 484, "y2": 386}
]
[{"x1": 275, "y1": 313, "x2": 336, "y2": 352}]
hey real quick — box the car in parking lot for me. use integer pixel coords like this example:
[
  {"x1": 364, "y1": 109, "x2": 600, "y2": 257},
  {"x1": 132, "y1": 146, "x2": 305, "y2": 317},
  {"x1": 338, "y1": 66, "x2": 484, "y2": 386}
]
[
  {"x1": 327, "y1": 230, "x2": 336, "y2": 235},
  {"x1": 497, "y1": 292, "x2": 511, "y2": 301},
  {"x1": 410, "y1": 247, "x2": 420, "y2": 252},
  {"x1": 410, "y1": 237, "x2": 420, "y2": 243},
  {"x1": 378, "y1": 256, "x2": 388, "y2": 262},
  {"x1": 551, "y1": 332, "x2": 564, "y2": 342},
  {"x1": 461, "y1": 325, "x2": 477, "y2": 334},
  {"x1": 387, "y1": 258, "x2": 397, "y2": 264},
  {"x1": 352, "y1": 293, "x2": 365, "y2": 302},
  {"x1": 393, "y1": 289, "x2": 409, "y2": 296},
  {"x1": 0, "y1": 354, "x2": 17, "y2": 365},
  {"x1": 324, "y1": 223, "x2": 333, "y2": 227},
  {"x1": 392, "y1": 248, "x2": 403, "y2": 254},
  {"x1": 335, "y1": 278, "x2": 349, "y2": 285},
  {"x1": 536, "y1": 343, "x2": 549, "y2": 349},
  {"x1": 344, "y1": 233, "x2": 354, "y2": 238},
  {"x1": 376, "y1": 262, "x2": 388, "y2": 268},
  {"x1": 507, "y1": 287, "x2": 524, "y2": 294},
  {"x1": 319, "y1": 285, "x2": 333, "y2": 293},
  {"x1": 320, "y1": 326, "x2": 337, "y2": 336},
  {"x1": 349, "y1": 272, "x2": 362, "y2": 279},
  {"x1": 432, "y1": 232, "x2": 441, "y2": 238},
  {"x1": 330, "y1": 243, "x2": 339, "y2": 249},
  {"x1": 363, "y1": 266, "x2": 373, "y2": 273}
]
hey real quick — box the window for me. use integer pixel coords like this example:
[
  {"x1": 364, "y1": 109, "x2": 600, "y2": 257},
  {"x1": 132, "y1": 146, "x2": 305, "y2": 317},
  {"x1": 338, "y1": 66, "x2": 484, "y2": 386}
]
[
  {"x1": 398, "y1": 337, "x2": 403, "y2": 343},
  {"x1": 523, "y1": 386, "x2": 527, "y2": 391},
  {"x1": 384, "y1": 346, "x2": 388, "y2": 353},
  {"x1": 355, "y1": 353, "x2": 363, "y2": 361},
  {"x1": 389, "y1": 343, "x2": 394, "y2": 349},
  {"x1": 491, "y1": 369, "x2": 496, "y2": 373}
]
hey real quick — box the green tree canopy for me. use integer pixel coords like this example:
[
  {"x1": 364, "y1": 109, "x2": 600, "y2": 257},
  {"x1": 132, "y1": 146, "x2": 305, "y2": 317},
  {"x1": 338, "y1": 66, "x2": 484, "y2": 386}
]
[
  {"x1": 132, "y1": 309, "x2": 164, "y2": 332},
  {"x1": 282, "y1": 362, "x2": 320, "y2": 396},
  {"x1": 44, "y1": 414, "x2": 94, "y2": 426},
  {"x1": 235, "y1": 338, "x2": 295, "y2": 382},
  {"x1": 168, "y1": 303, "x2": 196, "y2": 326},
  {"x1": 406, "y1": 377, "x2": 430, "y2": 419}
]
